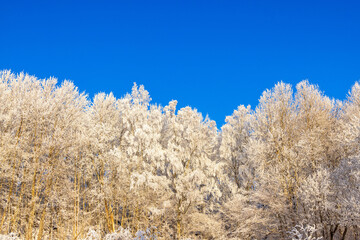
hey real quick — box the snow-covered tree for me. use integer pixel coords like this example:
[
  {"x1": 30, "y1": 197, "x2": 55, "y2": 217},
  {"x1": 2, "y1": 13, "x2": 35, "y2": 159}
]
[
  {"x1": 0, "y1": 71, "x2": 89, "y2": 239},
  {"x1": 220, "y1": 105, "x2": 253, "y2": 193},
  {"x1": 1, "y1": 70, "x2": 359, "y2": 239},
  {"x1": 159, "y1": 101, "x2": 222, "y2": 239}
]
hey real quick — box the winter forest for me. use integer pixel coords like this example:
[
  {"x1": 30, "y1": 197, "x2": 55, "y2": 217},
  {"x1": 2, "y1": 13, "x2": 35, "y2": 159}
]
[{"x1": 0, "y1": 70, "x2": 359, "y2": 240}]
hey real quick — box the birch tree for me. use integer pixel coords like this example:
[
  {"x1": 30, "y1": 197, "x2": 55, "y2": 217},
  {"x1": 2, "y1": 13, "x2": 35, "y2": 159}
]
[
  {"x1": 0, "y1": 71, "x2": 89, "y2": 239},
  {"x1": 160, "y1": 101, "x2": 222, "y2": 239}
]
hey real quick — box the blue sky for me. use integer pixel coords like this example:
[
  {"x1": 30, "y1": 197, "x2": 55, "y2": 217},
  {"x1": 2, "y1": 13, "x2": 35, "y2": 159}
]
[{"x1": 1, "y1": 0, "x2": 359, "y2": 126}]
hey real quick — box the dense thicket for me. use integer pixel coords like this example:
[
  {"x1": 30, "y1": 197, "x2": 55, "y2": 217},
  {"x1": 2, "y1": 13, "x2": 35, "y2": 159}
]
[{"x1": 0, "y1": 70, "x2": 359, "y2": 239}]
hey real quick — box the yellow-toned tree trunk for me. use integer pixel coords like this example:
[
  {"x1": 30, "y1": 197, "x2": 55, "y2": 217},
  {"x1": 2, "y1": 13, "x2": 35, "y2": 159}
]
[
  {"x1": 0, "y1": 167, "x2": 15, "y2": 233},
  {"x1": 104, "y1": 199, "x2": 115, "y2": 233},
  {"x1": 177, "y1": 218, "x2": 181, "y2": 240},
  {"x1": 26, "y1": 167, "x2": 39, "y2": 240},
  {"x1": 10, "y1": 177, "x2": 25, "y2": 232},
  {"x1": 73, "y1": 172, "x2": 78, "y2": 240},
  {"x1": 1, "y1": 120, "x2": 23, "y2": 233},
  {"x1": 176, "y1": 200, "x2": 182, "y2": 240},
  {"x1": 36, "y1": 208, "x2": 46, "y2": 240}
]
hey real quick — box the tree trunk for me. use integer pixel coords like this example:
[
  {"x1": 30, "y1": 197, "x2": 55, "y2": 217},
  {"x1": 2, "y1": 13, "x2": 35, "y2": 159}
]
[{"x1": 37, "y1": 208, "x2": 47, "y2": 240}]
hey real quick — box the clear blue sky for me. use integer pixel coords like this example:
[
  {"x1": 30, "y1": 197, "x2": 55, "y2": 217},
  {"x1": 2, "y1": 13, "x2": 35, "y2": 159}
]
[{"x1": 1, "y1": 0, "x2": 359, "y2": 126}]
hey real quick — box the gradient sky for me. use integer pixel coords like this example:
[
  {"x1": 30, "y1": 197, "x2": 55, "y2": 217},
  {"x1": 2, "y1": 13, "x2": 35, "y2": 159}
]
[{"x1": 1, "y1": 0, "x2": 360, "y2": 126}]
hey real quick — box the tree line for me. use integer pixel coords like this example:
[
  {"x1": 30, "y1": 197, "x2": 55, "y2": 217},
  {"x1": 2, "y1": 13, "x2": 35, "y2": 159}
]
[{"x1": 0, "y1": 70, "x2": 359, "y2": 239}]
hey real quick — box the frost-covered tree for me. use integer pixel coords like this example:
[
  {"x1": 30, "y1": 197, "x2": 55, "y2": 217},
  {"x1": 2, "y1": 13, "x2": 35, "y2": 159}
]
[
  {"x1": 0, "y1": 71, "x2": 89, "y2": 239},
  {"x1": 87, "y1": 83, "x2": 165, "y2": 236},
  {"x1": 231, "y1": 81, "x2": 341, "y2": 239},
  {"x1": 220, "y1": 105, "x2": 253, "y2": 192},
  {"x1": 219, "y1": 105, "x2": 258, "y2": 239},
  {"x1": 159, "y1": 101, "x2": 222, "y2": 239},
  {"x1": 1, "y1": 69, "x2": 360, "y2": 240},
  {"x1": 327, "y1": 82, "x2": 360, "y2": 239},
  {"x1": 242, "y1": 82, "x2": 297, "y2": 238}
]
